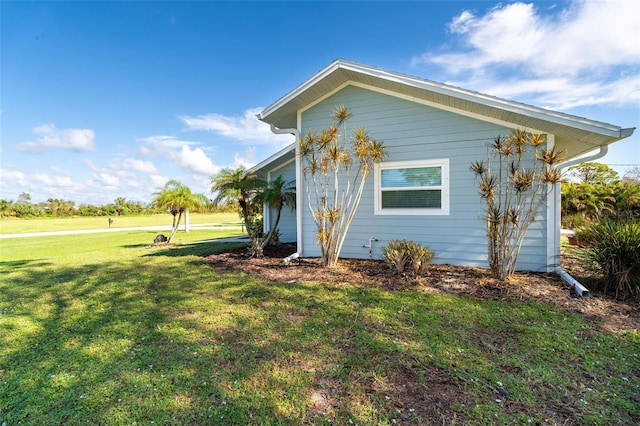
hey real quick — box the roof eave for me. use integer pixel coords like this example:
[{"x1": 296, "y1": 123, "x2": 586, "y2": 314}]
[
  {"x1": 247, "y1": 142, "x2": 296, "y2": 175},
  {"x1": 258, "y1": 59, "x2": 633, "y2": 143}
]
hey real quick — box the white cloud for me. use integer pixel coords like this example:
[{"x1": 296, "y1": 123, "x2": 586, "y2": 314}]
[
  {"x1": 233, "y1": 147, "x2": 257, "y2": 168},
  {"x1": 0, "y1": 168, "x2": 90, "y2": 202},
  {"x1": 446, "y1": 73, "x2": 640, "y2": 111},
  {"x1": 413, "y1": 0, "x2": 640, "y2": 109},
  {"x1": 33, "y1": 173, "x2": 74, "y2": 187},
  {"x1": 0, "y1": 169, "x2": 27, "y2": 190},
  {"x1": 177, "y1": 145, "x2": 219, "y2": 175},
  {"x1": 138, "y1": 135, "x2": 200, "y2": 159},
  {"x1": 0, "y1": 169, "x2": 26, "y2": 181},
  {"x1": 82, "y1": 159, "x2": 99, "y2": 172},
  {"x1": 180, "y1": 108, "x2": 293, "y2": 146},
  {"x1": 150, "y1": 174, "x2": 170, "y2": 187},
  {"x1": 93, "y1": 172, "x2": 120, "y2": 188},
  {"x1": 137, "y1": 135, "x2": 198, "y2": 149},
  {"x1": 18, "y1": 123, "x2": 96, "y2": 153},
  {"x1": 121, "y1": 158, "x2": 159, "y2": 174},
  {"x1": 137, "y1": 135, "x2": 220, "y2": 175}
]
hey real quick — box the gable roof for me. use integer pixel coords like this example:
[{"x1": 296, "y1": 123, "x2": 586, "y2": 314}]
[
  {"x1": 248, "y1": 142, "x2": 295, "y2": 175},
  {"x1": 257, "y1": 59, "x2": 634, "y2": 160}
]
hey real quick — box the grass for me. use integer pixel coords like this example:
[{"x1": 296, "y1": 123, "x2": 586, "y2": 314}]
[
  {"x1": 0, "y1": 212, "x2": 240, "y2": 234},
  {"x1": 1, "y1": 222, "x2": 638, "y2": 425}
]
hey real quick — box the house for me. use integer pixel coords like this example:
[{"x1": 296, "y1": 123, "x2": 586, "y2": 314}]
[{"x1": 250, "y1": 59, "x2": 634, "y2": 272}]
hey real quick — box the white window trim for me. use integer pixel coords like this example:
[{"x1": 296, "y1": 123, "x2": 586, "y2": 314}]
[{"x1": 374, "y1": 159, "x2": 450, "y2": 215}]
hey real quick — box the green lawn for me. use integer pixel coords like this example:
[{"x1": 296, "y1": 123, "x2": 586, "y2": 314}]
[
  {"x1": 1, "y1": 223, "x2": 638, "y2": 424},
  {"x1": 0, "y1": 212, "x2": 240, "y2": 234}
]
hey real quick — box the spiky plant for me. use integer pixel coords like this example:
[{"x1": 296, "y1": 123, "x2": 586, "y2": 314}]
[
  {"x1": 301, "y1": 106, "x2": 387, "y2": 267},
  {"x1": 381, "y1": 239, "x2": 434, "y2": 276},
  {"x1": 470, "y1": 129, "x2": 564, "y2": 280},
  {"x1": 578, "y1": 220, "x2": 640, "y2": 300}
]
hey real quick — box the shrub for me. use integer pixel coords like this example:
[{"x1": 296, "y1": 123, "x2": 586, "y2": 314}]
[
  {"x1": 471, "y1": 130, "x2": 563, "y2": 280},
  {"x1": 381, "y1": 239, "x2": 410, "y2": 274},
  {"x1": 382, "y1": 239, "x2": 434, "y2": 276},
  {"x1": 561, "y1": 212, "x2": 589, "y2": 230},
  {"x1": 578, "y1": 220, "x2": 640, "y2": 301}
]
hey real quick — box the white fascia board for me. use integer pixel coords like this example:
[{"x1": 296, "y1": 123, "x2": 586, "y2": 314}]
[
  {"x1": 258, "y1": 59, "x2": 344, "y2": 121},
  {"x1": 247, "y1": 143, "x2": 295, "y2": 174},
  {"x1": 339, "y1": 60, "x2": 627, "y2": 137}
]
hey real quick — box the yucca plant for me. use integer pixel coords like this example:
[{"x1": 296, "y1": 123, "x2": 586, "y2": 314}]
[
  {"x1": 382, "y1": 239, "x2": 434, "y2": 276},
  {"x1": 470, "y1": 129, "x2": 564, "y2": 280},
  {"x1": 301, "y1": 106, "x2": 387, "y2": 267},
  {"x1": 408, "y1": 242, "x2": 434, "y2": 275},
  {"x1": 381, "y1": 239, "x2": 411, "y2": 274},
  {"x1": 579, "y1": 220, "x2": 640, "y2": 300}
]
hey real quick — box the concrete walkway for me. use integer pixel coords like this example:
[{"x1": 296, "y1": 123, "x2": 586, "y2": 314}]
[{"x1": 0, "y1": 223, "x2": 244, "y2": 239}]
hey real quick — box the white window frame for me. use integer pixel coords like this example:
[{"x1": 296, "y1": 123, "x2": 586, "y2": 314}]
[{"x1": 374, "y1": 159, "x2": 450, "y2": 215}]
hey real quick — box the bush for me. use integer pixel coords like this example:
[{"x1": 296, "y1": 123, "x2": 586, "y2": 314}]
[
  {"x1": 382, "y1": 239, "x2": 434, "y2": 276},
  {"x1": 578, "y1": 220, "x2": 640, "y2": 301},
  {"x1": 561, "y1": 212, "x2": 589, "y2": 230}
]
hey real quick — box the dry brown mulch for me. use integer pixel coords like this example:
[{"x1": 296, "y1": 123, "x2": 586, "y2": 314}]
[{"x1": 203, "y1": 243, "x2": 639, "y2": 335}]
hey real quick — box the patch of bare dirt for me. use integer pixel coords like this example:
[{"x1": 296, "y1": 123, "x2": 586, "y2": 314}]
[{"x1": 204, "y1": 243, "x2": 639, "y2": 335}]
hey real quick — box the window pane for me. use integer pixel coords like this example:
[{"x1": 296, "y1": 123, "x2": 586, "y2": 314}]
[
  {"x1": 381, "y1": 167, "x2": 441, "y2": 188},
  {"x1": 382, "y1": 190, "x2": 442, "y2": 208}
]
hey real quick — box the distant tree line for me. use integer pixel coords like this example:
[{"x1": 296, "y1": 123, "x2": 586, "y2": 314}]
[
  {"x1": 561, "y1": 163, "x2": 640, "y2": 228},
  {"x1": 564, "y1": 163, "x2": 640, "y2": 302},
  {"x1": 0, "y1": 192, "x2": 236, "y2": 219}
]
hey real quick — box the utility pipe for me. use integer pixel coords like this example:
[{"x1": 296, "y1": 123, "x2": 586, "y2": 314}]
[
  {"x1": 550, "y1": 145, "x2": 609, "y2": 298},
  {"x1": 269, "y1": 124, "x2": 303, "y2": 258},
  {"x1": 555, "y1": 267, "x2": 590, "y2": 298},
  {"x1": 283, "y1": 252, "x2": 300, "y2": 264},
  {"x1": 362, "y1": 238, "x2": 379, "y2": 258}
]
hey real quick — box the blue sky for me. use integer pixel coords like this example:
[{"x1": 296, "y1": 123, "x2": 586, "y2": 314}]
[{"x1": 1, "y1": 0, "x2": 639, "y2": 205}]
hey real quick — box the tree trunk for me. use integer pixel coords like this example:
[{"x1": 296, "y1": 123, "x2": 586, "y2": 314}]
[
  {"x1": 261, "y1": 206, "x2": 282, "y2": 250},
  {"x1": 168, "y1": 211, "x2": 182, "y2": 243}
]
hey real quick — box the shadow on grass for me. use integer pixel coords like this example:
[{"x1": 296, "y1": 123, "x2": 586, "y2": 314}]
[
  {"x1": 143, "y1": 239, "x2": 249, "y2": 258},
  {"x1": 2, "y1": 254, "x2": 403, "y2": 423},
  {"x1": 0, "y1": 259, "x2": 54, "y2": 269},
  {"x1": 0, "y1": 252, "x2": 473, "y2": 424},
  {"x1": 121, "y1": 243, "x2": 151, "y2": 249},
  {"x1": 2, "y1": 249, "x2": 638, "y2": 424}
]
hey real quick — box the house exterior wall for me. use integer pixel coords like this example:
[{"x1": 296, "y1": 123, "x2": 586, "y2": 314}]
[{"x1": 298, "y1": 84, "x2": 550, "y2": 272}]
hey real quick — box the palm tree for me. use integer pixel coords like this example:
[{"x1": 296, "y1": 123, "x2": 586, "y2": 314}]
[
  {"x1": 211, "y1": 166, "x2": 265, "y2": 235},
  {"x1": 260, "y1": 175, "x2": 296, "y2": 249},
  {"x1": 153, "y1": 180, "x2": 208, "y2": 243}
]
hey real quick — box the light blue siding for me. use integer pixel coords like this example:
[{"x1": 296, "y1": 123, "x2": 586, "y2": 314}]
[{"x1": 299, "y1": 84, "x2": 549, "y2": 271}]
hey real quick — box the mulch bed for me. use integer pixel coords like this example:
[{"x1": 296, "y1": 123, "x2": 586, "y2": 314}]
[{"x1": 204, "y1": 243, "x2": 639, "y2": 334}]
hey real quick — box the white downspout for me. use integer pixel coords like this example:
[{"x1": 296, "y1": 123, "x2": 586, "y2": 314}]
[
  {"x1": 269, "y1": 124, "x2": 302, "y2": 257},
  {"x1": 556, "y1": 144, "x2": 608, "y2": 172},
  {"x1": 264, "y1": 170, "x2": 271, "y2": 236},
  {"x1": 553, "y1": 144, "x2": 609, "y2": 297}
]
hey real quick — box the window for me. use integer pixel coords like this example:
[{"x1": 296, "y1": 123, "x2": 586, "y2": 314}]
[{"x1": 375, "y1": 159, "x2": 449, "y2": 215}]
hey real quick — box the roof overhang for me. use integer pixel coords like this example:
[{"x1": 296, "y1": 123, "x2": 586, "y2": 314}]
[
  {"x1": 258, "y1": 59, "x2": 634, "y2": 160},
  {"x1": 248, "y1": 142, "x2": 295, "y2": 176}
]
